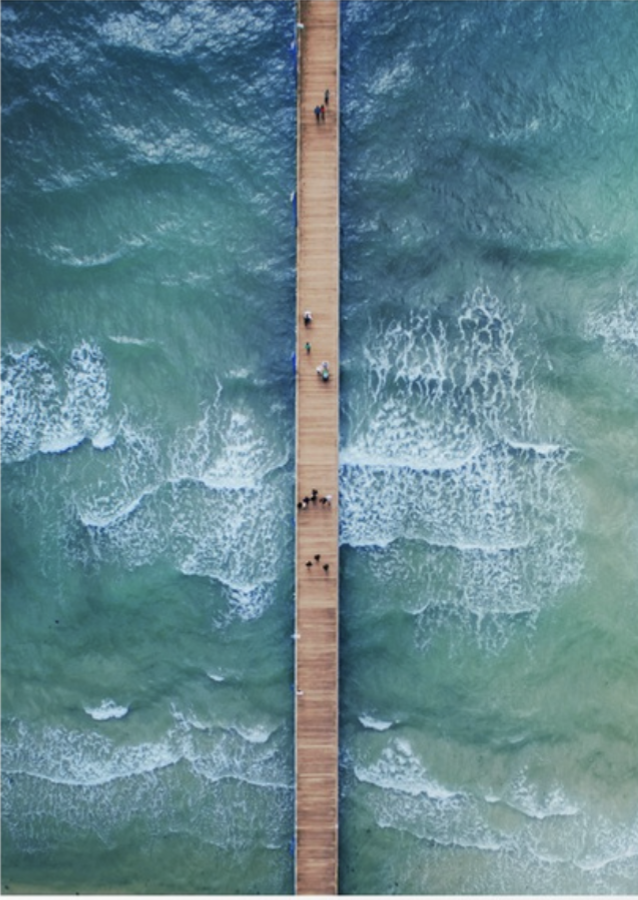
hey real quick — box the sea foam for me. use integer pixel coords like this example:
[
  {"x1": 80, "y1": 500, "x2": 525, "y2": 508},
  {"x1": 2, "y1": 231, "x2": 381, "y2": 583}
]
[
  {"x1": 354, "y1": 738, "x2": 462, "y2": 802},
  {"x1": 69, "y1": 394, "x2": 290, "y2": 621},
  {"x1": 3, "y1": 713, "x2": 289, "y2": 791},
  {"x1": 339, "y1": 289, "x2": 582, "y2": 640},
  {"x1": 585, "y1": 290, "x2": 638, "y2": 370},
  {"x1": 1, "y1": 341, "x2": 112, "y2": 464},
  {"x1": 84, "y1": 700, "x2": 129, "y2": 721},
  {"x1": 348, "y1": 734, "x2": 635, "y2": 889},
  {"x1": 358, "y1": 714, "x2": 395, "y2": 732}
]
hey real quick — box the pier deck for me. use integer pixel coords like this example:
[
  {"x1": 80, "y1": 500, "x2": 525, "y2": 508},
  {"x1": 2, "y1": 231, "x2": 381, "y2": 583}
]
[{"x1": 294, "y1": 0, "x2": 340, "y2": 895}]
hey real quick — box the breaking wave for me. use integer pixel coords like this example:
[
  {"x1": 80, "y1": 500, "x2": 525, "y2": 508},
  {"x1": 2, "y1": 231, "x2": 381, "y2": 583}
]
[
  {"x1": 2, "y1": 714, "x2": 292, "y2": 854},
  {"x1": 340, "y1": 289, "x2": 582, "y2": 640},
  {"x1": 2, "y1": 339, "x2": 292, "y2": 623},
  {"x1": 349, "y1": 735, "x2": 638, "y2": 890},
  {"x1": 585, "y1": 289, "x2": 638, "y2": 371},
  {"x1": 1, "y1": 341, "x2": 114, "y2": 463}
]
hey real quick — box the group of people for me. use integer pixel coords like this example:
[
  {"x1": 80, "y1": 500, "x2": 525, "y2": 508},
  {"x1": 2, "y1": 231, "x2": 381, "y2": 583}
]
[
  {"x1": 305, "y1": 554, "x2": 329, "y2": 574},
  {"x1": 313, "y1": 88, "x2": 330, "y2": 122},
  {"x1": 298, "y1": 489, "x2": 332, "y2": 574},
  {"x1": 297, "y1": 488, "x2": 332, "y2": 511}
]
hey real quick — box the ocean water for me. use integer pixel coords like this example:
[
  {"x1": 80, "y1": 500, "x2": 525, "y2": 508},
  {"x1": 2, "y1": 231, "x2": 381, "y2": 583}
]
[
  {"x1": 338, "y1": 1, "x2": 638, "y2": 895},
  {"x1": 2, "y1": 1, "x2": 638, "y2": 897},
  {"x1": 1, "y1": 1, "x2": 297, "y2": 894}
]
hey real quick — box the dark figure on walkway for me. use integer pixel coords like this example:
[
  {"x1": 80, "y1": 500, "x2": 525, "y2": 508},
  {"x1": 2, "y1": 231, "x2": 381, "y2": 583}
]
[
  {"x1": 320, "y1": 104, "x2": 326, "y2": 121},
  {"x1": 311, "y1": 489, "x2": 318, "y2": 501},
  {"x1": 314, "y1": 554, "x2": 321, "y2": 562},
  {"x1": 306, "y1": 560, "x2": 313, "y2": 568},
  {"x1": 323, "y1": 563, "x2": 330, "y2": 573},
  {"x1": 314, "y1": 105, "x2": 321, "y2": 122},
  {"x1": 305, "y1": 342, "x2": 311, "y2": 354},
  {"x1": 304, "y1": 310, "x2": 313, "y2": 325},
  {"x1": 324, "y1": 88, "x2": 330, "y2": 105}
]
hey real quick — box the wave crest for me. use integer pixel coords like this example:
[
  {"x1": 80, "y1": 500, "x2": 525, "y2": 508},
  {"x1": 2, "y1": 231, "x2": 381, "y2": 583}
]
[
  {"x1": 1, "y1": 341, "x2": 113, "y2": 463},
  {"x1": 339, "y1": 289, "x2": 582, "y2": 639}
]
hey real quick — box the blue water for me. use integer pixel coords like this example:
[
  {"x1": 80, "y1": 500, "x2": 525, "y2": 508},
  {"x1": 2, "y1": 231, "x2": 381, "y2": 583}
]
[
  {"x1": 2, "y1": 0, "x2": 638, "y2": 895},
  {"x1": 337, "y1": 1, "x2": 638, "y2": 894},
  {"x1": 2, "y1": 1, "x2": 297, "y2": 893}
]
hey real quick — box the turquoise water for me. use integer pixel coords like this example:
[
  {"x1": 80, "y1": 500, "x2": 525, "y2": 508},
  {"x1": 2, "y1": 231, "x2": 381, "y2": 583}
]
[
  {"x1": 2, "y1": 0, "x2": 638, "y2": 895},
  {"x1": 2, "y1": 1, "x2": 297, "y2": 893},
  {"x1": 338, "y1": 1, "x2": 638, "y2": 894}
]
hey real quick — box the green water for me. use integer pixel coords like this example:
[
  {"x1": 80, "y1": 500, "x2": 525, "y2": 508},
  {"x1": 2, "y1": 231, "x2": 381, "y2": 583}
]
[{"x1": 2, "y1": 0, "x2": 637, "y2": 894}]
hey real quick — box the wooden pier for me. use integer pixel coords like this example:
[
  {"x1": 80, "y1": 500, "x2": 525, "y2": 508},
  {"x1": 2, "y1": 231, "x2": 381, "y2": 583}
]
[{"x1": 293, "y1": 0, "x2": 340, "y2": 894}]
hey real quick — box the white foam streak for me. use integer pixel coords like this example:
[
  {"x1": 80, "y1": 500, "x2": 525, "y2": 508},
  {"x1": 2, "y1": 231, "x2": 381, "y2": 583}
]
[
  {"x1": 4, "y1": 715, "x2": 287, "y2": 791},
  {"x1": 78, "y1": 484, "x2": 159, "y2": 529},
  {"x1": 5, "y1": 728, "x2": 181, "y2": 787},
  {"x1": 39, "y1": 431, "x2": 86, "y2": 455},
  {"x1": 577, "y1": 842, "x2": 638, "y2": 872},
  {"x1": 355, "y1": 739, "x2": 461, "y2": 801},
  {"x1": 358, "y1": 715, "x2": 395, "y2": 732},
  {"x1": 340, "y1": 443, "x2": 482, "y2": 474},
  {"x1": 507, "y1": 440, "x2": 562, "y2": 457},
  {"x1": 84, "y1": 700, "x2": 129, "y2": 721},
  {"x1": 490, "y1": 772, "x2": 581, "y2": 821},
  {"x1": 91, "y1": 426, "x2": 117, "y2": 450},
  {"x1": 428, "y1": 536, "x2": 532, "y2": 554},
  {"x1": 232, "y1": 724, "x2": 277, "y2": 745},
  {"x1": 108, "y1": 335, "x2": 154, "y2": 346}
]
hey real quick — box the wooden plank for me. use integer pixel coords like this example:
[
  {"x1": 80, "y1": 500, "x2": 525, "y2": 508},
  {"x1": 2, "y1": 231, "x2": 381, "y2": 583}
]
[{"x1": 294, "y1": 0, "x2": 340, "y2": 895}]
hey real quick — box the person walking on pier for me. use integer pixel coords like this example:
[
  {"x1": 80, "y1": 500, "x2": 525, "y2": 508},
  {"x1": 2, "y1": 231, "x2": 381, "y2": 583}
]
[
  {"x1": 304, "y1": 310, "x2": 313, "y2": 325},
  {"x1": 324, "y1": 88, "x2": 330, "y2": 105},
  {"x1": 320, "y1": 104, "x2": 326, "y2": 121},
  {"x1": 314, "y1": 105, "x2": 321, "y2": 122}
]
